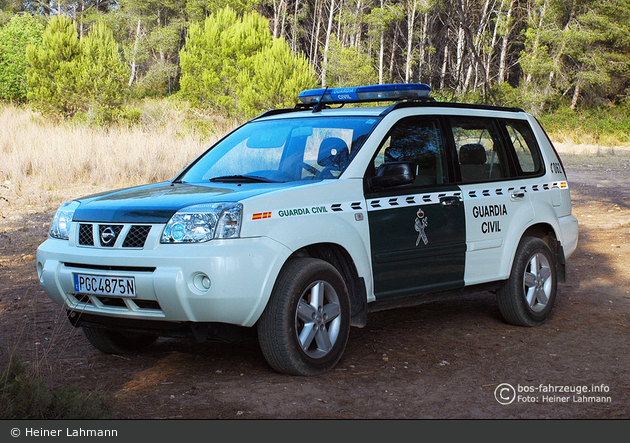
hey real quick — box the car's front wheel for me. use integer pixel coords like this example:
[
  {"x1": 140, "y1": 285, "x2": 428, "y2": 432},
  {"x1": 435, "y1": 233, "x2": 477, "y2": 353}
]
[
  {"x1": 257, "y1": 258, "x2": 351, "y2": 376},
  {"x1": 82, "y1": 326, "x2": 157, "y2": 354},
  {"x1": 497, "y1": 236, "x2": 558, "y2": 326}
]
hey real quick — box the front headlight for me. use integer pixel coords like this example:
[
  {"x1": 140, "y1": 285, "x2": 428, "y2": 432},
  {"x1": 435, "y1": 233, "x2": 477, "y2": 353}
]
[
  {"x1": 161, "y1": 203, "x2": 243, "y2": 243},
  {"x1": 49, "y1": 201, "x2": 80, "y2": 240}
]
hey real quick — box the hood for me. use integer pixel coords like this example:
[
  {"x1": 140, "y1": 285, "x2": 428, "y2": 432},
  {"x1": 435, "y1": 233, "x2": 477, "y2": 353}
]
[{"x1": 72, "y1": 181, "x2": 298, "y2": 223}]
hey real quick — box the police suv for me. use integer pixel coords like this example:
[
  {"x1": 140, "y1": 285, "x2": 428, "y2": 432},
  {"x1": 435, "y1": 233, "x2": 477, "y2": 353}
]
[{"x1": 37, "y1": 84, "x2": 579, "y2": 376}]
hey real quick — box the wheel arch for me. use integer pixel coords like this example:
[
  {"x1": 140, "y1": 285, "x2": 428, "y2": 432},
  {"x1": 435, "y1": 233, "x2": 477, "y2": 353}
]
[
  {"x1": 288, "y1": 243, "x2": 368, "y2": 327},
  {"x1": 520, "y1": 222, "x2": 566, "y2": 283}
]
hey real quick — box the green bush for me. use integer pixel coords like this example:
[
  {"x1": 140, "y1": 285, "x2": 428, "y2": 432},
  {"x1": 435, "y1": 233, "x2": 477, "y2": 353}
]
[
  {"x1": 538, "y1": 104, "x2": 630, "y2": 145},
  {"x1": 0, "y1": 13, "x2": 44, "y2": 102},
  {"x1": 0, "y1": 356, "x2": 112, "y2": 419}
]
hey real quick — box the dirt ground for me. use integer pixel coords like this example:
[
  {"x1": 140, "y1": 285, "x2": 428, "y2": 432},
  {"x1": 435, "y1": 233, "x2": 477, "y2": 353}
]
[{"x1": 1, "y1": 147, "x2": 629, "y2": 419}]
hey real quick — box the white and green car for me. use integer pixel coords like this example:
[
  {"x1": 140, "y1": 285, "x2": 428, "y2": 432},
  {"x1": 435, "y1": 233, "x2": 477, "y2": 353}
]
[{"x1": 37, "y1": 84, "x2": 579, "y2": 375}]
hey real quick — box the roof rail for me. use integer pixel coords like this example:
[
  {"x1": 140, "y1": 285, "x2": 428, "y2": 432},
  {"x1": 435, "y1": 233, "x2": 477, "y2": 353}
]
[{"x1": 380, "y1": 100, "x2": 525, "y2": 116}]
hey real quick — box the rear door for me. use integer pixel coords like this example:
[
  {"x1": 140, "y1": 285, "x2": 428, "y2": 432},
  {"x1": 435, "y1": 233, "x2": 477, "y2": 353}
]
[
  {"x1": 365, "y1": 116, "x2": 466, "y2": 300},
  {"x1": 449, "y1": 116, "x2": 535, "y2": 285}
]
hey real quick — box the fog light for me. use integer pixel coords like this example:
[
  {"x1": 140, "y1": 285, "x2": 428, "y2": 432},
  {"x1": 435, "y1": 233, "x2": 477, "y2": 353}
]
[{"x1": 192, "y1": 273, "x2": 211, "y2": 292}]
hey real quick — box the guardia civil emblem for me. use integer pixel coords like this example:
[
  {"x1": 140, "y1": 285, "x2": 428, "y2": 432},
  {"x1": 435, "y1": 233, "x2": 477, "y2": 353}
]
[{"x1": 414, "y1": 208, "x2": 428, "y2": 246}]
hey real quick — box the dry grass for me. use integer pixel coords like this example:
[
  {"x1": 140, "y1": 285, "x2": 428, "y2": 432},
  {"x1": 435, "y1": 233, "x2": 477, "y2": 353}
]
[
  {"x1": 1, "y1": 102, "x2": 627, "y2": 201},
  {"x1": 0, "y1": 102, "x2": 237, "y2": 191}
]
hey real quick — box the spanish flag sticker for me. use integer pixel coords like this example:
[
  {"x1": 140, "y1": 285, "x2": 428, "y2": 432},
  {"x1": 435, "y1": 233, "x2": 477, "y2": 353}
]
[{"x1": 252, "y1": 212, "x2": 272, "y2": 220}]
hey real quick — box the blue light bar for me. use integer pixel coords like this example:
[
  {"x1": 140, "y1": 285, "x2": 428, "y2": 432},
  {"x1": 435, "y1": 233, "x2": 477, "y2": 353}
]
[{"x1": 298, "y1": 83, "x2": 431, "y2": 104}]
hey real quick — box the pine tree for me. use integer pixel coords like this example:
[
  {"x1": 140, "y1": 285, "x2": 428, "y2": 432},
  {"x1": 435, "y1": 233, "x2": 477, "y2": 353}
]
[
  {"x1": 179, "y1": 6, "x2": 243, "y2": 112},
  {"x1": 237, "y1": 36, "x2": 318, "y2": 118},
  {"x1": 26, "y1": 15, "x2": 82, "y2": 117},
  {"x1": 75, "y1": 20, "x2": 129, "y2": 123},
  {"x1": 180, "y1": 6, "x2": 317, "y2": 119},
  {"x1": 26, "y1": 16, "x2": 128, "y2": 121}
]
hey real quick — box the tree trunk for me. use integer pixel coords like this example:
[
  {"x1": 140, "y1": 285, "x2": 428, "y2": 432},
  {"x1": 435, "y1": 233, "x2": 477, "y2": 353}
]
[
  {"x1": 379, "y1": 31, "x2": 385, "y2": 84},
  {"x1": 545, "y1": 0, "x2": 576, "y2": 96},
  {"x1": 440, "y1": 35, "x2": 449, "y2": 89},
  {"x1": 464, "y1": 0, "x2": 490, "y2": 92},
  {"x1": 390, "y1": 24, "x2": 399, "y2": 82},
  {"x1": 337, "y1": 0, "x2": 344, "y2": 44},
  {"x1": 280, "y1": 0, "x2": 287, "y2": 38},
  {"x1": 455, "y1": 13, "x2": 466, "y2": 93},
  {"x1": 526, "y1": 0, "x2": 548, "y2": 83},
  {"x1": 417, "y1": 12, "x2": 428, "y2": 83},
  {"x1": 128, "y1": 19, "x2": 142, "y2": 88},
  {"x1": 322, "y1": 0, "x2": 336, "y2": 87},
  {"x1": 310, "y1": 0, "x2": 322, "y2": 65},
  {"x1": 378, "y1": 0, "x2": 385, "y2": 84},
  {"x1": 293, "y1": 0, "x2": 299, "y2": 52},
  {"x1": 485, "y1": 0, "x2": 502, "y2": 83},
  {"x1": 498, "y1": 0, "x2": 515, "y2": 83},
  {"x1": 355, "y1": 0, "x2": 363, "y2": 48},
  {"x1": 405, "y1": 0, "x2": 417, "y2": 83},
  {"x1": 570, "y1": 82, "x2": 580, "y2": 110}
]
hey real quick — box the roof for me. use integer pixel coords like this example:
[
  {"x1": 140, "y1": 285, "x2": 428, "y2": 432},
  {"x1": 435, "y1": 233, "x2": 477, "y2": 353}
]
[{"x1": 253, "y1": 100, "x2": 526, "y2": 122}]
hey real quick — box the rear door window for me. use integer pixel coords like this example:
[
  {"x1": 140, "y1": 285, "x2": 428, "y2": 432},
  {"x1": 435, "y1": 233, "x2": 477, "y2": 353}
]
[{"x1": 450, "y1": 117, "x2": 508, "y2": 183}]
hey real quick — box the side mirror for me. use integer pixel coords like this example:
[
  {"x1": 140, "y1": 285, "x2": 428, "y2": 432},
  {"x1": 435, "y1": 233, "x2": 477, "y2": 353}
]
[{"x1": 371, "y1": 161, "x2": 415, "y2": 189}]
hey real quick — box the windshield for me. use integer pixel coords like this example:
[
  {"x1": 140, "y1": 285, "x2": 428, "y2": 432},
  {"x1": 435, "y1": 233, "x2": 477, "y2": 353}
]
[{"x1": 179, "y1": 116, "x2": 381, "y2": 183}]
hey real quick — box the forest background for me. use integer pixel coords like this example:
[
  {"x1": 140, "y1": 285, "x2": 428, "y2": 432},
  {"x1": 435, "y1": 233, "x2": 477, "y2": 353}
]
[{"x1": 2, "y1": 0, "x2": 630, "y2": 162}]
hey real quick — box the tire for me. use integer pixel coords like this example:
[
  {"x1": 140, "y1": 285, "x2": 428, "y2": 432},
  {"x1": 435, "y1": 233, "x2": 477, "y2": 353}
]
[
  {"x1": 497, "y1": 236, "x2": 558, "y2": 327},
  {"x1": 257, "y1": 258, "x2": 351, "y2": 376},
  {"x1": 82, "y1": 326, "x2": 157, "y2": 354}
]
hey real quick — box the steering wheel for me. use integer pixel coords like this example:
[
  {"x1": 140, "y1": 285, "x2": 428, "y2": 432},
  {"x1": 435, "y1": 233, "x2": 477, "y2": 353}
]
[
  {"x1": 301, "y1": 162, "x2": 319, "y2": 176},
  {"x1": 315, "y1": 166, "x2": 337, "y2": 180}
]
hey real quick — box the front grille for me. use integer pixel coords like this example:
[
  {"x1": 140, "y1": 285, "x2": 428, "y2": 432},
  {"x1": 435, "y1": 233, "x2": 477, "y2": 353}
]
[
  {"x1": 123, "y1": 225, "x2": 152, "y2": 248},
  {"x1": 76, "y1": 223, "x2": 154, "y2": 249},
  {"x1": 78, "y1": 224, "x2": 94, "y2": 246}
]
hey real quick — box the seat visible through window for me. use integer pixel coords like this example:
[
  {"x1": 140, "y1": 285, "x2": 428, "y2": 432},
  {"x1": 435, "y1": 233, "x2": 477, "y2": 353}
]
[{"x1": 317, "y1": 137, "x2": 349, "y2": 178}]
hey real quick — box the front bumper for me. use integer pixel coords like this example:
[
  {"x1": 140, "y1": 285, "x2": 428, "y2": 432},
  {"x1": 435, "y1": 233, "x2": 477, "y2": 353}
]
[{"x1": 36, "y1": 234, "x2": 292, "y2": 328}]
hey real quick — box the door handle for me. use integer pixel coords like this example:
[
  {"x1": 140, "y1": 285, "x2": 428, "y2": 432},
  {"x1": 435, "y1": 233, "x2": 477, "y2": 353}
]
[
  {"x1": 440, "y1": 196, "x2": 460, "y2": 207},
  {"x1": 510, "y1": 190, "x2": 526, "y2": 200}
]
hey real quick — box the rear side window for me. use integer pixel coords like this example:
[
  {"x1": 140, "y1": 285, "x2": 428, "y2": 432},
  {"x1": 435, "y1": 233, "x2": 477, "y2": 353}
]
[
  {"x1": 450, "y1": 117, "x2": 507, "y2": 183},
  {"x1": 503, "y1": 120, "x2": 543, "y2": 176}
]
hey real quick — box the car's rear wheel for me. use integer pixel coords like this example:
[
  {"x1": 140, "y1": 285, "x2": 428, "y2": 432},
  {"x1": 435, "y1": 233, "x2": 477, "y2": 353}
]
[
  {"x1": 257, "y1": 258, "x2": 351, "y2": 376},
  {"x1": 497, "y1": 236, "x2": 558, "y2": 326},
  {"x1": 82, "y1": 326, "x2": 157, "y2": 354}
]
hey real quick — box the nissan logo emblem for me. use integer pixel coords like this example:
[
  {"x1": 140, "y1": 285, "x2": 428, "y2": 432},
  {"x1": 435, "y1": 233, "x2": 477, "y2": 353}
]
[{"x1": 101, "y1": 227, "x2": 116, "y2": 245}]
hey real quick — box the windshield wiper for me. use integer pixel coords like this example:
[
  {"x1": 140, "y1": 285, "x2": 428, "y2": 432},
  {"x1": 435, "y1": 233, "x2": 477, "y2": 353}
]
[{"x1": 209, "y1": 174, "x2": 278, "y2": 183}]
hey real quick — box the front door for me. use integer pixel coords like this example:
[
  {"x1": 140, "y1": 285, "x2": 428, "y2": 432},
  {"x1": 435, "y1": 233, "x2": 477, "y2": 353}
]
[{"x1": 365, "y1": 116, "x2": 466, "y2": 300}]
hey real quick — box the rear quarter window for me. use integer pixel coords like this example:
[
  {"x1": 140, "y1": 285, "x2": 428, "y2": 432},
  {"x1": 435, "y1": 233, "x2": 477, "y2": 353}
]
[{"x1": 503, "y1": 119, "x2": 543, "y2": 176}]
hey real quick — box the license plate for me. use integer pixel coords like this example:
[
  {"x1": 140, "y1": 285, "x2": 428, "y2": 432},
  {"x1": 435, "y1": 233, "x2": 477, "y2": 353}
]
[{"x1": 73, "y1": 274, "x2": 136, "y2": 297}]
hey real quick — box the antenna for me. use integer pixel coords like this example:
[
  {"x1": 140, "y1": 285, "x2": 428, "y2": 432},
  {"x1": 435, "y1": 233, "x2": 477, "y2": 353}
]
[{"x1": 312, "y1": 87, "x2": 329, "y2": 113}]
